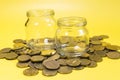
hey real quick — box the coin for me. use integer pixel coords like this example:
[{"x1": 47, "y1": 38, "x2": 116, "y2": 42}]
[
  {"x1": 13, "y1": 39, "x2": 26, "y2": 44},
  {"x1": 0, "y1": 53, "x2": 6, "y2": 59},
  {"x1": 99, "y1": 35, "x2": 109, "y2": 39},
  {"x1": 21, "y1": 48, "x2": 32, "y2": 55},
  {"x1": 68, "y1": 38, "x2": 77, "y2": 46},
  {"x1": 106, "y1": 45, "x2": 120, "y2": 50},
  {"x1": 41, "y1": 50, "x2": 56, "y2": 56},
  {"x1": 92, "y1": 45, "x2": 105, "y2": 51},
  {"x1": 16, "y1": 61, "x2": 29, "y2": 68},
  {"x1": 31, "y1": 49, "x2": 41, "y2": 55},
  {"x1": 33, "y1": 63, "x2": 44, "y2": 70},
  {"x1": 80, "y1": 59, "x2": 91, "y2": 66},
  {"x1": 42, "y1": 68, "x2": 57, "y2": 76},
  {"x1": 57, "y1": 59, "x2": 67, "y2": 66},
  {"x1": 43, "y1": 60, "x2": 60, "y2": 69},
  {"x1": 23, "y1": 67, "x2": 39, "y2": 76},
  {"x1": 73, "y1": 65, "x2": 84, "y2": 70},
  {"x1": 89, "y1": 54, "x2": 103, "y2": 62},
  {"x1": 13, "y1": 43, "x2": 25, "y2": 49},
  {"x1": 31, "y1": 55, "x2": 45, "y2": 62},
  {"x1": 88, "y1": 61, "x2": 97, "y2": 68},
  {"x1": 66, "y1": 58, "x2": 81, "y2": 67},
  {"x1": 87, "y1": 47, "x2": 94, "y2": 52},
  {"x1": 58, "y1": 66, "x2": 72, "y2": 74},
  {"x1": 106, "y1": 51, "x2": 120, "y2": 59},
  {"x1": 47, "y1": 53, "x2": 60, "y2": 60},
  {"x1": 59, "y1": 36, "x2": 71, "y2": 44},
  {"x1": 90, "y1": 40, "x2": 102, "y2": 45},
  {"x1": 77, "y1": 42, "x2": 86, "y2": 48},
  {"x1": 90, "y1": 36, "x2": 102, "y2": 41},
  {"x1": 17, "y1": 55, "x2": 31, "y2": 62},
  {"x1": 5, "y1": 52, "x2": 18, "y2": 60},
  {"x1": 0, "y1": 48, "x2": 12, "y2": 53},
  {"x1": 94, "y1": 50, "x2": 106, "y2": 57},
  {"x1": 81, "y1": 53, "x2": 90, "y2": 57},
  {"x1": 102, "y1": 42, "x2": 111, "y2": 47}
]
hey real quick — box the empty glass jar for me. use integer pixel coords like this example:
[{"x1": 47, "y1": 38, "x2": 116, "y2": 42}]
[
  {"x1": 25, "y1": 9, "x2": 57, "y2": 50},
  {"x1": 55, "y1": 17, "x2": 89, "y2": 57}
]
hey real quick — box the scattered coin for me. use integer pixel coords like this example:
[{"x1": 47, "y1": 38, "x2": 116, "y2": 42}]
[
  {"x1": 90, "y1": 40, "x2": 102, "y2": 45},
  {"x1": 31, "y1": 55, "x2": 45, "y2": 62},
  {"x1": 66, "y1": 58, "x2": 81, "y2": 67},
  {"x1": 73, "y1": 65, "x2": 84, "y2": 70},
  {"x1": 58, "y1": 66, "x2": 72, "y2": 74},
  {"x1": 5, "y1": 52, "x2": 18, "y2": 60},
  {"x1": 99, "y1": 35, "x2": 109, "y2": 39},
  {"x1": 77, "y1": 42, "x2": 86, "y2": 48},
  {"x1": 16, "y1": 61, "x2": 29, "y2": 68},
  {"x1": 92, "y1": 45, "x2": 105, "y2": 51},
  {"x1": 106, "y1": 45, "x2": 120, "y2": 50},
  {"x1": 28, "y1": 61, "x2": 35, "y2": 68},
  {"x1": 0, "y1": 48, "x2": 12, "y2": 53},
  {"x1": 0, "y1": 53, "x2": 6, "y2": 59},
  {"x1": 42, "y1": 68, "x2": 57, "y2": 76},
  {"x1": 90, "y1": 36, "x2": 102, "y2": 41},
  {"x1": 41, "y1": 50, "x2": 56, "y2": 56},
  {"x1": 23, "y1": 67, "x2": 39, "y2": 76},
  {"x1": 94, "y1": 50, "x2": 106, "y2": 57},
  {"x1": 81, "y1": 53, "x2": 90, "y2": 57},
  {"x1": 43, "y1": 60, "x2": 60, "y2": 69},
  {"x1": 47, "y1": 53, "x2": 60, "y2": 60},
  {"x1": 28, "y1": 49, "x2": 41, "y2": 55},
  {"x1": 13, "y1": 39, "x2": 26, "y2": 44},
  {"x1": 80, "y1": 59, "x2": 91, "y2": 66},
  {"x1": 106, "y1": 51, "x2": 120, "y2": 59},
  {"x1": 102, "y1": 42, "x2": 111, "y2": 47},
  {"x1": 34, "y1": 62, "x2": 44, "y2": 70},
  {"x1": 57, "y1": 59, "x2": 67, "y2": 66},
  {"x1": 17, "y1": 55, "x2": 31, "y2": 62},
  {"x1": 13, "y1": 43, "x2": 25, "y2": 49},
  {"x1": 89, "y1": 54, "x2": 103, "y2": 62},
  {"x1": 88, "y1": 61, "x2": 97, "y2": 68}
]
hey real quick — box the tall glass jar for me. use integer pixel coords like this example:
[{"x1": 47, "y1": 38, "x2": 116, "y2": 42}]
[
  {"x1": 25, "y1": 9, "x2": 57, "y2": 51},
  {"x1": 55, "y1": 17, "x2": 89, "y2": 57}
]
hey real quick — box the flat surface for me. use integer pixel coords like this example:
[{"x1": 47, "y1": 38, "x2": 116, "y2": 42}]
[{"x1": 0, "y1": 0, "x2": 120, "y2": 80}]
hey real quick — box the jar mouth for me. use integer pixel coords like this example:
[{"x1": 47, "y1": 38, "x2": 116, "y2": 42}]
[
  {"x1": 27, "y1": 9, "x2": 55, "y2": 17},
  {"x1": 57, "y1": 17, "x2": 87, "y2": 27}
]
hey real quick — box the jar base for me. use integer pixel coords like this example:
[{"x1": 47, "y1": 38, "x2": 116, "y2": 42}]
[{"x1": 57, "y1": 48, "x2": 85, "y2": 58}]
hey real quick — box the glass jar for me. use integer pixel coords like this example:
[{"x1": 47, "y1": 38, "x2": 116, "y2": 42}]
[
  {"x1": 55, "y1": 17, "x2": 89, "y2": 57},
  {"x1": 25, "y1": 9, "x2": 57, "y2": 51}
]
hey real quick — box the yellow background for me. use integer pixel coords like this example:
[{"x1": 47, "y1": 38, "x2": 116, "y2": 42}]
[{"x1": 0, "y1": 0, "x2": 120, "y2": 80}]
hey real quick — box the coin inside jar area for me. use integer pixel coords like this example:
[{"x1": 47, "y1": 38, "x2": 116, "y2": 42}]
[
  {"x1": 0, "y1": 35, "x2": 120, "y2": 77},
  {"x1": 27, "y1": 38, "x2": 55, "y2": 51},
  {"x1": 56, "y1": 36, "x2": 88, "y2": 57}
]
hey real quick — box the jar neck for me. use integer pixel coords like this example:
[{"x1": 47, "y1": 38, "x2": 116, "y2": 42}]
[
  {"x1": 27, "y1": 9, "x2": 55, "y2": 17},
  {"x1": 57, "y1": 17, "x2": 87, "y2": 27},
  {"x1": 28, "y1": 15, "x2": 54, "y2": 19}
]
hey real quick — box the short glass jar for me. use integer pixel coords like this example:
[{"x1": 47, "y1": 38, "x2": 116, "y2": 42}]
[
  {"x1": 55, "y1": 17, "x2": 89, "y2": 57},
  {"x1": 25, "y1": 9, "x2": 57, "y2": 50}
]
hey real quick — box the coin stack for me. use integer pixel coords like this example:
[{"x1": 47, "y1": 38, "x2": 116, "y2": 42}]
[{"x1": 0, "y1": 35, "x2": 120, "y2": 76}]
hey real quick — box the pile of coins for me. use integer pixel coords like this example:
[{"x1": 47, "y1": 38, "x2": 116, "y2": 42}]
[{"x1": 0, "y1": 35, "x2": 120, "y2": 76}]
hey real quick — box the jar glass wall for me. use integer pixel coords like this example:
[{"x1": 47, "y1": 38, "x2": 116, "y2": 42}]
[
  {"x1": 25, "y1": 9, "x2": 57, "y2": 51},
  {"x1": 55, "y1": 17, "x2": 89, "y2": 57}
]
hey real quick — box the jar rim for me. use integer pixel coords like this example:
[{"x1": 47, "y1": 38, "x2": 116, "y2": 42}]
[
  {"x1": 27, "y1": 9, "x2": 55, "y2": 17},
  {"x1": 57, "y1": 17, "x2": 87, "y2": 27}
]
